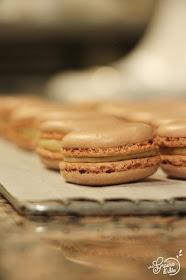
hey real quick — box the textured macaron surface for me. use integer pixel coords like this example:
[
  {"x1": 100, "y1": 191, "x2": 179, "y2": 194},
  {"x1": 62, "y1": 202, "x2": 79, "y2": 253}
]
[
  {"x1": 60, "y1": 156, "x2": 160, "y2": 174},
  {"x1": 156, "y1": 137, "x2": 186, "y2": 147},
  {"x1": 62, "y1": 140, "x2": 155, "y2": 158},
  {"x1": 61, "y1": 123, "x2": 154, "y2": 149},
  {"x1": 160, "y1": 155, "x2": 186, "y2": 167}
]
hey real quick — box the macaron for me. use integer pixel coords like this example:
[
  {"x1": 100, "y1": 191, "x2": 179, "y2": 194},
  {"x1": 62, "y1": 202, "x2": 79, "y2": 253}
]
[
  {"x1": 156, "y1": 121, "x2": 186, "y2": 179},
  {"x1": 0, "y1": 95, "x2": 49, "y2": 138},
  {"x1": 99, "y1": 102, "x2": 130, "y2": 120},
  {"x1": 0, "y1": 96, "x2": 24, "y2": 136},
  {"x1": 60, "y1": 123, "x2": 160, "y2": 186},
  {"x1": 8, "y1": 102, "x2": 60, "y2": 150},
  {"x1": 37, "y1": 118, "x2": 119, "y2": 169},
  {"x1": 39, "y1": 110, "x2": 109, "y2": 123}
]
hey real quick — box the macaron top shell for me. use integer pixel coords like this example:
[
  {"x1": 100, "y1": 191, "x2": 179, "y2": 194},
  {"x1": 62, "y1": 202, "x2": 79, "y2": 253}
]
[
  {"x1": 39, "y1": 111, "x2": 109, "y2": 122},
  {"x1": 156, "y1": 121, "x2": 186, "y2": 138},
  {"x1": 126, "y1": 110, "x2": 158, "y2": 125},
  {"x1": 62, "y1": 123, "x2": 153, "y2": 148},
  {"x1": 41, "y1": 118, "x2": 120, "y2": 134},
  {"x1": 99, "y1": 102, "x2": 130, "y2": 119}
]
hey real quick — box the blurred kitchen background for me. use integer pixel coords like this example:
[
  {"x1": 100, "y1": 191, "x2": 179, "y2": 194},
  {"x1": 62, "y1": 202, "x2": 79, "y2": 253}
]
[{"x1": 0, "y1": 0, "x2": 185, "y2": 102}]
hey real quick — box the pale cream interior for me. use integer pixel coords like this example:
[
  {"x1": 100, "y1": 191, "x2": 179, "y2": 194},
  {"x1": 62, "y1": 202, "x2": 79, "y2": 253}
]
[
  {"x1": 39, "y1": 139, "x2": 62, "y2": 152},
  {"x1": 64, "y1": 149, "x2": 157, "y2": 163}
]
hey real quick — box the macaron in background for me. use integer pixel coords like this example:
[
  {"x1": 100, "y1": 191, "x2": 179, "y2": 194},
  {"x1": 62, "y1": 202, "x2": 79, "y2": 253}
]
[
  {"x1": 39, "y1": 110, "x2": 110, "y2": 123},
  {"x1": 0, "y1": 95, "x2": 51, "y2": 138},
  {"x1": 37, "y1": 117, "x2": 120, "y2": 170},
  {"x1": 60, "y1": 123, "x2": 160, "y2": 186},
  {"x1": 0, "y1": 96, "x2": 20, "y2": 136},
  {"x1": 8, "y1": 101, "x2": 65, "y2": 151},
  {"x1": 156, "y1": 121, "x2": 186, "y2": 179},
  {"x1": 98, "y1": 102, "x2": 130, "y2": 121}
]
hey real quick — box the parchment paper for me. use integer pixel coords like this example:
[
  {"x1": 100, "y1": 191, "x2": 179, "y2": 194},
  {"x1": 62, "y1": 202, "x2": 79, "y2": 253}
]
[{"x1": 0, "y1": 139, "x2": 186, "y2": 216}]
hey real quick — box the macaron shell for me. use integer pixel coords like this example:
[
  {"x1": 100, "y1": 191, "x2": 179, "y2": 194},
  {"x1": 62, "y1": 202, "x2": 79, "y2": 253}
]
[
  {"x1": 60, "y1": 165, "x2": 159, "y2": 186},
  {"x1": 40, "y1": 118, "x2": 120, "y2": 134},
  {"x1": 161, "y1": 164, "x2": 186, "y2": 179},
  {"x1": 62, "y1": 140, "x2": 155, "y2": 158},
  {"x1": 60, "y1": 156, "x2": 160, "y2": 186},
  {"x1": 37, "y1": 147, "x2": 63, "y2": 161},
  {"x1": 160, "y1": 155, "x2": 186, "y2": 179},
  {"x1": 156, "y1": 136, "x2": 186, "y2": 147},
  {"x1": 61, "y1": 123, "x2": 153, "y2": 149},
  {"x1": 37, "y1": 147, "x2": 63, "y2": 170},
  {"x1": 156, "y1": 121, "x2": 186, "y2": 138},
  {"x1": 39, "y1": 157, "x2": 61, "y2": 170},
  {"x1": 39, "y1": 111, "x2": 109, "y2": 123},
  {"x1": 60, "y1": 156, "x2": 160, "y2": 173}
]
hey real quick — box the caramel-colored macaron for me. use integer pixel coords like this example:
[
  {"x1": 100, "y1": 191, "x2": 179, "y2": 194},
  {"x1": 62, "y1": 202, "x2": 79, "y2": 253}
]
[
  {"x1": 60, "y1": 123, "x2": 160, "y2": 186},
  {"x1": 39, "y1": 110, "x2": 109, "y2": 123},
  {"x1": 37, "y1": 118, "x2": 120, "y2": 170},
  {"x1": 98, "y1": 102, "x2": 130, "y2": 120},
  {"x1": 125, "y1": 110, "x2": 159, "y2": 127},
  {"x1": 0, "y1": 96, "x2": 24, "y2": 136},
  {"x1": 8, "y1": 102, "x2": 60, "y2": 151},
  {"x1": 0, "y1": 95, "x2": 50, "y2": 138},
  {"x1": 156, "y1": 121, "x2": 186, "y2": 179}
]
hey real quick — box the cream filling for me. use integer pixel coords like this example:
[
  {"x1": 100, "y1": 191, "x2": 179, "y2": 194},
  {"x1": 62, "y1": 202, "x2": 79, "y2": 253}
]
[
  {"x1": 160, "y1": 147, "x2": 186, "y2": 155},
  {"x1": 39, "y1": 139, "x2": 62, "y2": 152},
  {"x1": 64, "y1": 149, "x2": 157, "y2": 163}
]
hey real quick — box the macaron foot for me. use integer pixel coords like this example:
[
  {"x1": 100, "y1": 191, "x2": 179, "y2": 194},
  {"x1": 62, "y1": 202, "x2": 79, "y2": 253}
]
[{"x1": 60, "y1": 164, "x2": 159, "y2": 186}]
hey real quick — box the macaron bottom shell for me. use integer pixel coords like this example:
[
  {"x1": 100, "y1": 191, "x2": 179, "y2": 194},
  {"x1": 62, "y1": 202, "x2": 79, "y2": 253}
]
[
  {"x1": 59, "y1": 156, "x2": 160, "y2": 186},
  {"x1": 40, "y1": 156, "x2": 61, "y2": 170},
  {"x1": 161, "y1": 164, "x2": 186, "y2": 179},
  {"x1": 37, "y1": 147, "x2": 63, "y2": 170},
  {"x1": 60, "y1": 165, "x2": 159, "y2": 186},
  {"x1": 160, "y1": 155, "x2": 186, "y2": 179}
]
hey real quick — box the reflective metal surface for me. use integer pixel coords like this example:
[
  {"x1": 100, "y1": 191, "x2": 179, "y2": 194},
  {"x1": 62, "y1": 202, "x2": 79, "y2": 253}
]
[{"x1": 0, "y1": 195, "x2": 185, "y2": 280}]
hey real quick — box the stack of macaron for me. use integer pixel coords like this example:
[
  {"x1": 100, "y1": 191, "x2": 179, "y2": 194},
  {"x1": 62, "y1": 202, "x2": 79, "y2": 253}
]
[{"x1": 59, "y1": 123, "x2": 160, "y2": 185}]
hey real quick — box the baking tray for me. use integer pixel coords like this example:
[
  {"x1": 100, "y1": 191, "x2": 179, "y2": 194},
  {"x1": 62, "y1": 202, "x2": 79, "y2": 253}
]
[{"x1": 0, "y1": 139, "x2": 186, "y2": 216}]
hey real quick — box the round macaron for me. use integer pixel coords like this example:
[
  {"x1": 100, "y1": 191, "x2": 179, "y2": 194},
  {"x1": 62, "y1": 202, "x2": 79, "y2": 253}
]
[
  {"x1": 37, "y1": 118, "x2": 120, "y2": 170},
  {"x1": 156, "y1": 121, "x2": 186, "y2": 179},
  {"x1": 0, "y1": 96, "x2": 25, "y2": 136},
  {"x1": 8, "y1": 103, "x2": 58, "y2": 150},
  {"x1": 0, "y1": 95, "x2": 50, "y2": 138},
  {"x1": 60, "y1": 123, "x2": 160, "y2": 186},
  {"x1": 39, "y1": 110, "x2": 110, "y2": 123},
  {"x1": 98, "y1": 102, "x2": 130, "y2": 120}
]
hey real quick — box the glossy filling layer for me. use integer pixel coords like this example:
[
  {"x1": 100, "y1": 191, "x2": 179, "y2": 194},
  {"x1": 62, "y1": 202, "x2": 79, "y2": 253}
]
[
  {"x1": 159, "y1": 147, "x2": 186, "y2": 155},
  {"x1": 64, "y1": 149, "x2": 157, "y2": 163},
  {"x1": 39, "y1": 139, "x2": 62, "y2": 152}
]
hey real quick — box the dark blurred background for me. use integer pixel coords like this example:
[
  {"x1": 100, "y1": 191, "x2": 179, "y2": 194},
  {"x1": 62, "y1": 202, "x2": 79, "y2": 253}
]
[{"x1": 0, "y1": 0, "x2": 155, "y2": 94}]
